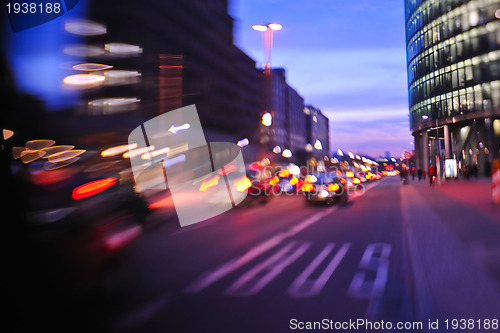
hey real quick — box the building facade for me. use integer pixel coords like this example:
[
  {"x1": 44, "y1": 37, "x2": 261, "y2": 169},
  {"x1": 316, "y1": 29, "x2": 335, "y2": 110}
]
[
  {"x1": 304, "y1": 105, "x2": 330, "y2": 162},
  {"x1": 405, "y1": 0, "x2": 500, "y2": 176}
]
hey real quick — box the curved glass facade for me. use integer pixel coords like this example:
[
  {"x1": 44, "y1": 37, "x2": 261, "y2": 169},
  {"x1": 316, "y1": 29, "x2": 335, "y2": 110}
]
[{"x1": 406, "y1": 0, "x2": 500, "y2": 176}]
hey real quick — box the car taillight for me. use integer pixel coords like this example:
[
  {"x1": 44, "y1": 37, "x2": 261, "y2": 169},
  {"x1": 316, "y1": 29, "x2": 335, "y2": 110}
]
[
  {"x1": 269, "y1": 176, "x2": 280, "y2": 185},
  {"x1": 327, "y1": 183, "x2": 340, "y2": 191},
  {"x1": 72, "y1": 178, "x2": 117, "y2": 199},
  {"x1": 301, "y1": 183, "x2": 315, "y2": 192}
]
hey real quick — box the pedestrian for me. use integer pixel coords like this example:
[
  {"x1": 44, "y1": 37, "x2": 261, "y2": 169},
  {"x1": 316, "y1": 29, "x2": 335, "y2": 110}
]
[
  {"x1": 417, "y1": 169, "x2": 422, "y2": 181},
  {"x1": 411, "y1": 168, "x2": 416, "y2": 181},
  {"x1": 463, "y1": 165, "x2": 469, "y2": 180},
  {"x1": 428, "y1": 164, "x2": 436, "y2": 187}
]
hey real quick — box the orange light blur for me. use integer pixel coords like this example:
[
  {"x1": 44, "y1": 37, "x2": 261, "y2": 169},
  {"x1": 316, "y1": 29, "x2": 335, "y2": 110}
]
[
  {"x1": 269, "y1": 176, "x2": 280, "y2": 185},
  {"x1": 340, "y1": 178, "x2": 347, "y2": 184},
  {"x1": 72, "y1": 178, "x2": 117, "y2": 199},
  {"x1": 289, "y1": 176, "x2": 298, "y2": 186},
  {"x1": 346, "y1": 171, "x2": 354, "y2": 178},
  {"x1": 327, "y1": 183, "x2": 340, "y2": 192},
  {"x1": 218, "y1": 164, "x2": 237, "y2": 175},
  {"x1": 301, "y1": 183, "x2": 315, "y2": 192},
  {"x1": 234, "y1": 176, "x2": 252, "y2": 192},
  {"x1": 199, "y1": 175, "x2": 220, "y2": 192},
  {"x1": 278, "y1": 169, "x2": 290, "y2": 177},
  {"x1": 249, "y1": 161, "x2": 263, "y2": 171}
]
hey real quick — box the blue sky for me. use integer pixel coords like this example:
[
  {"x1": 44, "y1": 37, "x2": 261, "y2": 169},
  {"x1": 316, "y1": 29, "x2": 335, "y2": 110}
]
[{"x1": 229, "y1": 0, "x2": 414, "y2": 158}]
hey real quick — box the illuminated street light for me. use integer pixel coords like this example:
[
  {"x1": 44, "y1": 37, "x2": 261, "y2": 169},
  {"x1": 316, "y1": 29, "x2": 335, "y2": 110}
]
[
  {"x1": 282, "y1": 149, "x2": 292, "y2": 158},
  {"x1": 252, "y1": 23, "x2": 282, "y2": 75},
  {"x1": 262, "y1": 112, "x2": 272, "y2": 127}
]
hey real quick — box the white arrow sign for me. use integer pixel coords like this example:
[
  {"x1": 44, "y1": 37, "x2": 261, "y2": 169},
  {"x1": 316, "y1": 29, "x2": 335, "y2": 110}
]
[{"x1": 168, "y1": 123, "x2": 191, "y2": 134}]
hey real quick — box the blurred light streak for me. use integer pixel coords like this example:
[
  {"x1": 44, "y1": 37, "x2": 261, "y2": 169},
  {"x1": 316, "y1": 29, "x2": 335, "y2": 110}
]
[
  {"x1": 64, "y1": 19, "x2": 107, "y2": 36},
  {"x1": 104, "y1": 225, "x2": 142, "y2": 252},
  {"x1": 48, "y1": 149, "x2": 86, "y2": 162},
  {"x1": 218, "y1": 164, "x2": 237, "y2": 175},
  {"x1": 141, "y1": 147, "x2": 170, "y2": 160},
  {"x1": 44, "y1": 156, "x2": 81, "y2": 170},
  {"x1": 72, "y1": 63, "x2": 113, "y2": 71},
  {"x1": 234, "y1": 176, "x2": 252, "y2": 192},
  {"x1": 42, "y1": 145, "x2": 75, "y2": 158},
  {"x1": 21, "y1": 150, "x2": 46, "y2": 163},
  {"x1": 63, "y1": 74, "x2": 105, "y2": 89},
  {"x1": 199, "y1": 175, "x2": 220, "y2": 192},
  {"x1": 101, "y1": 144, "x2": 138, "y2": 157},
  {"x1": 63, "y1": 44, "x2": 105, "y2": 57},
  {"x1": 26, "y1": 139, "x2": 55, "y2": 150},
  {"x1": 72, "y1": 178, "x2": 117, "y2": 200},
  {"x1": 124, "y1": 146, "x2": 155, "y2": 159},
  {"x1": 12, "y1": 147, "x2": 28, "y2": 159},
  {"x1": 104, "y1": 43, "x2": 143, "y2": 55},
  {"x1": 290, "y1": 176, "x2": 299, "y2": 186},
  {"x1": 163, "y1": 154, "x2": 186, "y2": 168}
]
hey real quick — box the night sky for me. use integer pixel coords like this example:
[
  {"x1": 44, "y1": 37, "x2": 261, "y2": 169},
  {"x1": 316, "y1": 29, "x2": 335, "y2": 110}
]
[{"x1": 230, "y1": 0, "x2": 414, "y2": 158}]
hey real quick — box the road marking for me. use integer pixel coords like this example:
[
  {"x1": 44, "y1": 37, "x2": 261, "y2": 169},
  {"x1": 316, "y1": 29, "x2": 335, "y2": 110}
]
[
  {"x1": 185, "y1": 180, "x2": 383, "y2": 294},
  {"x1": 287, "y1": 242, "x2": 351, "y2": 298},
  {"x1": 185, "y1": 208, "x2": 336, "y2": 293},
  {"x1": 225, "y1": 241, "x2": 310, "y2": 296},
  {"x1": 348, "y1": 243, "x2": 392, "y2": 299}
]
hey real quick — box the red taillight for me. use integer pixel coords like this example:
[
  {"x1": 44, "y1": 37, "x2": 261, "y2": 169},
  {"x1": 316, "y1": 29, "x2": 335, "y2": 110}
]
[
  {"x1": 72, "y1": 178, "x2": 117, "y2": 199},
  {"x1": 327, "y1": 183, "x2": 340, "y2": 192}
]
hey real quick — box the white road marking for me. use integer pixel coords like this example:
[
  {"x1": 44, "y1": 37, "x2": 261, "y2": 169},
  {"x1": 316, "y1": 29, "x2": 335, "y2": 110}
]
[
  {"x1": 225, "y1": 241, "x2": 310, "y2": 296},
  {"x1": 185, "y1": 179, "x2": 384, "y2": 294},
  {"x1": 185, "y1": 208, "x2": 336, "y2": 293},
  {"x1": 287, "y1": 242, "x2": 351, "y2": 298},
  {"x1": 348, "y1": 243, "x2": 392, "y2": 299}
]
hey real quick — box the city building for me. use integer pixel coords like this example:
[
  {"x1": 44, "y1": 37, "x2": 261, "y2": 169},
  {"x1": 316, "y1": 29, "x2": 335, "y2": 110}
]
[
  {"x1": 304, "y1": 105, "x2": 330, "y2": 162},
  {"x1": 405, "y1": 0, "x2": 500, "y2": 177}
]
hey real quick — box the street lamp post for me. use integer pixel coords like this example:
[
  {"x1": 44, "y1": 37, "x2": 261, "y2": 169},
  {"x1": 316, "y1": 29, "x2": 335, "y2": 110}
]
[
  {"x1": 253, "y1": 23, "x2": 282, "y2": 161},
  {"x1": 252, "y1": 23, "x2": 282, "y2": 76}
]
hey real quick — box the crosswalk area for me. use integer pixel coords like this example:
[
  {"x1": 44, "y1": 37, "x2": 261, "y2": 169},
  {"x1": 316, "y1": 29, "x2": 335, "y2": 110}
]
[{"x1": 186, "y1": 239, "x2": 392, "y2": 300}]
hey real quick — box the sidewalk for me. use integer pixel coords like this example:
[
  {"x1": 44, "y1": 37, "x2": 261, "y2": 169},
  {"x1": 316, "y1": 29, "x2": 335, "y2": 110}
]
[{"x1": 400, "y1": 177, "x2": 500, "y2": 331}]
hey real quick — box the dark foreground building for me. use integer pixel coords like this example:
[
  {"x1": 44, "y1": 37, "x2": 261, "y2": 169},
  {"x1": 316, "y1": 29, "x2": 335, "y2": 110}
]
[{"x1": 405, "y1": 0, "x2": 500, "y2": 177}]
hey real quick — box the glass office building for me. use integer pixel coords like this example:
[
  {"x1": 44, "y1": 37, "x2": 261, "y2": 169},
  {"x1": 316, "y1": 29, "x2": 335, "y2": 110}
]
[{"x1": 405, "y1": 0, "x2": 500, "y2": 177}]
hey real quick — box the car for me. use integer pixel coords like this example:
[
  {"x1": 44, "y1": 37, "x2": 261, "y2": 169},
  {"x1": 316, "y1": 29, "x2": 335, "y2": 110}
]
[{"x1": 302, "y1": 174, "x2": 348, "y2": 206}]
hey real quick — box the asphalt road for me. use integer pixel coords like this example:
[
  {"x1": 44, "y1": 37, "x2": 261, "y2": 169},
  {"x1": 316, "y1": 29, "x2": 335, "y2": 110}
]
[{"x1": 89, "y1": 176, "x2": 417, "y2": 333}]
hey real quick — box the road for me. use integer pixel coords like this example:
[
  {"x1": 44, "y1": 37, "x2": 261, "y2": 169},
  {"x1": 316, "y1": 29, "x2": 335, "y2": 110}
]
[{"x1": 83, "y1": 176, "x2": 416, "y2": 333}]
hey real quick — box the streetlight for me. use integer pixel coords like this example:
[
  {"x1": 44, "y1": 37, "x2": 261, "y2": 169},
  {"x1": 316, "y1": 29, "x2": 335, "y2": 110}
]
[
  {"x1": 253, "y1": 23, "x2": 281, "y2": 161},
  {"x1": 252, "y1": 23, "x2": 282, "y2": 76}
]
